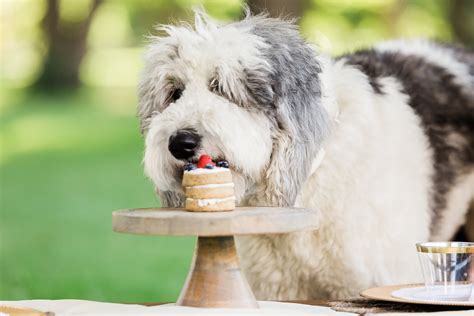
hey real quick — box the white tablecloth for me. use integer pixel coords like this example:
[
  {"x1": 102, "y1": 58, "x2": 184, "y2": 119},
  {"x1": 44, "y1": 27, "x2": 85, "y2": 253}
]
[{"x1": 0, "y1": 300, "x2": 355, "y2": 315}]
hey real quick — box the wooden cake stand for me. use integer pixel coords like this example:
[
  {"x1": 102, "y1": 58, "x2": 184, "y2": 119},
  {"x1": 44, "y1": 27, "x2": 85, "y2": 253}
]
[{"x1": 112, "y1": 207, "x2": 318, "y2": 308}]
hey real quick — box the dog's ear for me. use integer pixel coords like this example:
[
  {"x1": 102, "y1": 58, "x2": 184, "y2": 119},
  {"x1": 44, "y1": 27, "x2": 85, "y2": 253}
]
[
  {"x1": 249, "y1": 17, "x2": 330, "y2": 207},
  {"x1": 158, "y1": 190, "x2": 185, "y2": 208},
  {"x1": 262, "y1": 112, "x2": 328, "y2": 207}
]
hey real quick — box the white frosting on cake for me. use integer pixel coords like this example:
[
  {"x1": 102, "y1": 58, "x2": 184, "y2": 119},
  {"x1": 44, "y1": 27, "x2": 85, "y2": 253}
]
[
  {"x1": 187, "y1": 196, "x2": 235, "y2": 207},
  {"x1": 186, "y1": 183, "x2": 234, "y2": 189},
  {"x1": 184, "y1": 167, "x2": 228, "y2": 174}
]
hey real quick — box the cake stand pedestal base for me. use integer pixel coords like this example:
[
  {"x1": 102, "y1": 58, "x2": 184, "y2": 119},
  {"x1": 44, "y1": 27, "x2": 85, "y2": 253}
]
[{"x1": 176, "y1": 236, "x2": 258, "y2": 308}]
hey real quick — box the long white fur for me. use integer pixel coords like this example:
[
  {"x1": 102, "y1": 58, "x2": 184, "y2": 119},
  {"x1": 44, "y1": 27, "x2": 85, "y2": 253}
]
[
  {"x1": 141, "y1": 12, "x2": 471, "y2": 300},
  {"x1": 238, "y1": 59, "x2": 433, "y2": 299},
  {"x1": 142, "y1": 14, "x2": 273, "y2": 200}
]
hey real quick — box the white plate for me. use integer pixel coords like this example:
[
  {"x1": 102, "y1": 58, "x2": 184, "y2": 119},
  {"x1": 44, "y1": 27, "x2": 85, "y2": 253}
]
[
  {"x1": 392, "y1": 285, "x2": 474, "y2": 305},
  {"x1": 360, "y1": 284, "x2": 474, "y2": 307}
]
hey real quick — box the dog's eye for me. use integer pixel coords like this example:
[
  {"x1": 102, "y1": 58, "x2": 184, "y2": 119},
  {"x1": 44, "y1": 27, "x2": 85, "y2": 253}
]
[
  {"x1": 170, "y1": 88, "x2": 182, "y2": 102},
  {"x1": 209, "y1": 78, "x2": 219, "y2": 93}
]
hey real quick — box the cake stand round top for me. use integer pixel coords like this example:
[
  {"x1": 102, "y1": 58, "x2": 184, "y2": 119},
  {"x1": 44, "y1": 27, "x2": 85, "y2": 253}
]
[{"x1": 112, "y1": 207, "x2": 319, "y2": 237}]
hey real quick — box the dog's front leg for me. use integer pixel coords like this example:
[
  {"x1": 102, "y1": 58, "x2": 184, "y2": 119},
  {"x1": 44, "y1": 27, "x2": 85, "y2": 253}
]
[{"x1": 236, "y1": 234, "x2": 308, "y2": 300}]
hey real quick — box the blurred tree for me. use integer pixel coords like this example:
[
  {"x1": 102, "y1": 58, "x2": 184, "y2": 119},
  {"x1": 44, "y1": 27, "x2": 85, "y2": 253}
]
[
  {"x1": 12, "y1": 0, "x2": 468, "y2": 93},
  {"x1": 246, "y1": 0, "x2": 310, "y2": 18},
  {"x1": 123, "y1": 0, "x2": 185, "y2": 44},
  {"x1": 385, "y1": 0, "x2": 408, "y2": 37},
  {"x1": 449, "y1": 0, "x2": 474, "y2": 47},
  {"x1": 34, "y1": 0, "x2": 103, "y2": 91}
]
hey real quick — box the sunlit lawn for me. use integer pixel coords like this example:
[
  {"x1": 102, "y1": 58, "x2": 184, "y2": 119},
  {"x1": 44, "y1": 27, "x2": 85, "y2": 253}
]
[{"x1": 0, "y1": 89, "x2": 194, "y2": 302}]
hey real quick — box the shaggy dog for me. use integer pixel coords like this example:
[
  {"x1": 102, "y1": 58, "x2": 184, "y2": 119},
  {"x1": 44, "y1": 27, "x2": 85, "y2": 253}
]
[{"x1": 137, "y1": 10, "x2": 474, "y2": 300}]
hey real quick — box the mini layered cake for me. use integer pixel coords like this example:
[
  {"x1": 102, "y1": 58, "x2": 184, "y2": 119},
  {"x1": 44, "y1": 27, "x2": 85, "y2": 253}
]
[{"x1": 183, "y1": 155, "x2": 235, "y2": 212}]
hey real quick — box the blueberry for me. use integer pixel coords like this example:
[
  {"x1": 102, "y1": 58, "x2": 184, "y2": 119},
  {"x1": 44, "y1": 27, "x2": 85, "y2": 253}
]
[
  {"x1": 184, "y1": 163, "x2": 196, "y2": 171},
  {"x1": 216, "y1": 160, "x2": 229, "y2": 168},
  {"x1": 205, "y1": 164, "x2": 214, "y2": 169}
]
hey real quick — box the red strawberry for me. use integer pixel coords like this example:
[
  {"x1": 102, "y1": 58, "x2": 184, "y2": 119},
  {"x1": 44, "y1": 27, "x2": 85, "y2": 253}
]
[{"x1": 197, "y1": 154, "x2": 214, "y2": 168}]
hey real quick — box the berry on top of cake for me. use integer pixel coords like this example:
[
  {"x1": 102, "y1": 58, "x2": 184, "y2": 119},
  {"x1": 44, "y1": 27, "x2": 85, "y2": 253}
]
[{"x1": 182, "y1": 155, "x2": 235, "y2": 212}]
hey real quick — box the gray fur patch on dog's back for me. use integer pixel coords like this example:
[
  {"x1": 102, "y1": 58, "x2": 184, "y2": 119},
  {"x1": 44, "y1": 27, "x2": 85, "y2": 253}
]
[{"x1": 339, "y1": 44, "x2": 474, "y2": 236}]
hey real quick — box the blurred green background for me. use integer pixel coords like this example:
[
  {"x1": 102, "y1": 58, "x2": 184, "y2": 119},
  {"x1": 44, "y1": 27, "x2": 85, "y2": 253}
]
[{"x1": 1, "y1": 0, "x2": 473, "y2": 302}]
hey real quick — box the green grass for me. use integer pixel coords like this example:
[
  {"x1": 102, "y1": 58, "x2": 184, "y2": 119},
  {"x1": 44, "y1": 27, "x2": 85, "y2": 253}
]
[{"x1": 0, "y1": 89, "x2": 194, "y2": 302}]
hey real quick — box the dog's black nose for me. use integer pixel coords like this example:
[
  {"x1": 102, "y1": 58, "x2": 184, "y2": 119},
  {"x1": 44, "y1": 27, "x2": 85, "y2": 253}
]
[{"x1": 168, "y1": 130, "x2": 201, "y2": 160}]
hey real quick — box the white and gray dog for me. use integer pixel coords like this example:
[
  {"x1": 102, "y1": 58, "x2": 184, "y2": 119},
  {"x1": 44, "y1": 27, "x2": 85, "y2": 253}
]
[{"x1": 138, "y1": 10, "x2": 474, "y2": 300}]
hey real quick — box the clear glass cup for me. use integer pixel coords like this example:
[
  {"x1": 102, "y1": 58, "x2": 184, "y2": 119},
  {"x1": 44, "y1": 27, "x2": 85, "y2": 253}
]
[{"x1": 416, "y1": 242, "x2": 474, "y2": 301}]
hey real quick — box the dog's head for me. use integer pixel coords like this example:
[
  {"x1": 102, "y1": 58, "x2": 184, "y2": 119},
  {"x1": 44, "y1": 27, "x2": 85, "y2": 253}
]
[{"x1": 138, "y1": 10, "x2": 330, "y2": 207}]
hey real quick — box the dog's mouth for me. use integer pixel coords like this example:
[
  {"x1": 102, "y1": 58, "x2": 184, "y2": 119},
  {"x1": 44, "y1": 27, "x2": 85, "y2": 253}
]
[
  {"x1": 172, "y1": 156, "x2": 230, "y2": 183},
  {"x1": 187, "y1": 156, "x2": 227, "y2": 165},
  {"x1": 184, "y1": 155, "x2": 229, "y2": 168}
]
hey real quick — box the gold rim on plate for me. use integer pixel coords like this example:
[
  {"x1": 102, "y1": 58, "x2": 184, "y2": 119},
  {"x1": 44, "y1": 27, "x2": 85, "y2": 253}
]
[{"x1": 416, "y1": 242, "x2": 474, "y2": 254}]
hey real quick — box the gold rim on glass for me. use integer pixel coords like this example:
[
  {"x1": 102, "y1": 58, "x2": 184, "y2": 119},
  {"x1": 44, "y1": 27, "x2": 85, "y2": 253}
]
[{"x1": 416, "y1": 242, "x2": 474, "y2": 254}]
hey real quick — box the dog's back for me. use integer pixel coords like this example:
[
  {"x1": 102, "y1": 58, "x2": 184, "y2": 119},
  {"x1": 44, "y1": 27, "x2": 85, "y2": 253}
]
[{"x1": 338, "y1": 40, "x2": 474, "y2": 240}]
